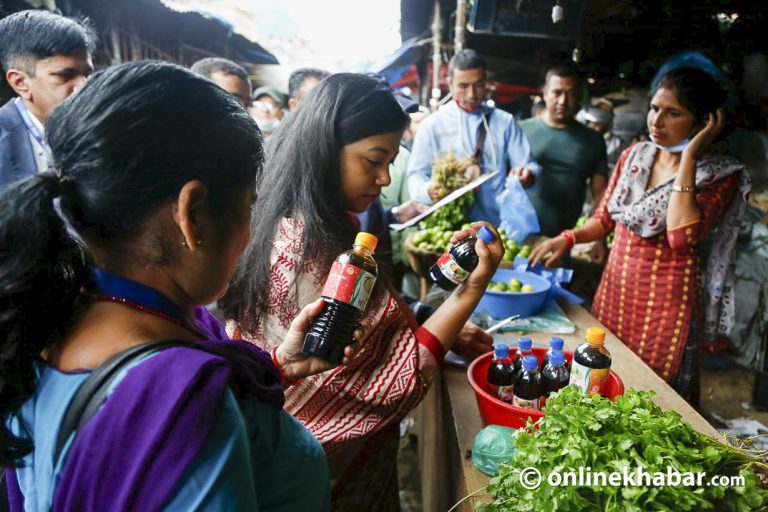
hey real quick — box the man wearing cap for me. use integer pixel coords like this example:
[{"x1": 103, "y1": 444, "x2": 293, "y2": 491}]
[
  {"x1": 579, "y1": 101, "x2": 627, "y2": 174},
  {"x1": 407, "y1": 49, "x2": 540, "y2": 227},
  {"x1": 251, "y1": 86, "x2": 285, "y2": 139},
  {"x1": 0, "y1": 10, "x2": 96, "y2": 190}
]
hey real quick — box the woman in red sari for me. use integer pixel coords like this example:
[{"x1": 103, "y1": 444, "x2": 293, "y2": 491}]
[{"x1": 531, "y1": 67, "x2": 750, "y2": 403}]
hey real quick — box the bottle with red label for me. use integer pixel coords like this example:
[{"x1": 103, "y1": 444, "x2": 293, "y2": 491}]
[
  {"x1": 302, "y1": 232, "x2": 378, "y2": 364},
  {"x1": 428, "y1": 226, "x2": 496, "y2": 291}
]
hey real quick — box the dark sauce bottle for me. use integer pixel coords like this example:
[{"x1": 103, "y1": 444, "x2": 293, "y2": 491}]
[
  {"x1": 569, "y1": 327, "x2": 612, "y2": 395},
  {"x1": 513, "y1": 355, "x2": 544, "y2": 411},
  {"x1": 541, "y1": 350, "x2": 570, "y2": 407},
  {"x1": 541, "y1": 336, "x2": 565, "y2": 370},
  {"x1": 486, "y1": 344, "x2": 515, "y2": 402},
  {"x1": 429, "y1": 226, "x2": 496, "y2": 291},
  {"x1": 512, "y1": 337, "x2": 533, "y2": 380},
  {"x1": 302, "y1": 232, "x2": 378, "y2": 364}
]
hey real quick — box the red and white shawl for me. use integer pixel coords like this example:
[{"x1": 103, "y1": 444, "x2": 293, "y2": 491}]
[{"x1": 227, "y1": 217, "x2": 443, "y2": 460}]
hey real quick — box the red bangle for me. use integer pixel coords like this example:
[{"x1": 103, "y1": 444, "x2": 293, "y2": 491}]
[
  {"x1": 271, "y1": 346, "x2": 302, "y2": 387},
  {"x1": 559, "y1": 229, "x2": 576, "y2": 251}
]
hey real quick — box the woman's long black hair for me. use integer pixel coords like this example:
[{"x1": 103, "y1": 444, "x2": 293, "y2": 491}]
[
  {"x1": 222, "y1": 73, "x2": 409, "y2": 333},
  {"x1": 651, "y1": 67, "x2": 727, "y2": 125},
  {"x1": 0, "y1": 60, "x2": 263, "y2": 467}
]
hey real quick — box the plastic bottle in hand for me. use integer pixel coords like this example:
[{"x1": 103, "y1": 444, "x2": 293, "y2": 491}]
[
  {"x1": 569, "y1": 327, "x2": 612, "y2": 395},
  {"x1": 513, "y1": 355, "x2": 543, "y2": 411},
  {"x1": 541, "y1": 350, "x2": 570, "y2": 407},
  {"x1": 429, "y1": 226, "x2": 496, "y2": 291},
  {"x1": 302, "y1": 232, "x2": 378, "y2": 364},
  {"x1": 541, "y1": 336, "x2": 565, "y2": 370},
  {"x1": 512, "y1": 337, "x2": 533, "y2": 379},
  {"x1": 486, "y1": 344, "x2": 515, "y2": 402}
]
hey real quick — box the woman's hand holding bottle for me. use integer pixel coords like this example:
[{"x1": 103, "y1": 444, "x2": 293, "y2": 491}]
[
  {"x1": 448, "y1": 221, "x2": 504, "y2": 295},
  {"x1": 275, "y1": 298, "x2": 363, "y2": 382}
]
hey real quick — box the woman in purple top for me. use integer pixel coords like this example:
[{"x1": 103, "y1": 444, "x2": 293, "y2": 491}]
[{"x1": 0, "y1": 61, "x2": 353, "y2": 511}]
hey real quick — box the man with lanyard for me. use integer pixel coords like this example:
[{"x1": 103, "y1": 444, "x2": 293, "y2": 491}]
[
  {"x1": 407, "y1": 49, "x2": 540, "y2": 226},
  {"x1": 0, "y1": 10, "x2": 95, "y2": 191},
  {"x1": 519, "y1": 63, "x2": 608, "y2": 238}
]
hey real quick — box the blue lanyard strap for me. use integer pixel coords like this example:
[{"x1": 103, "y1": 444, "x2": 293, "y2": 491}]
[
  {"x1": 13, "y1": 97, "x2": 46, "y2": 150},
  {"x1": 90, "y1": 268, "x2": 213, "y2": 339}
]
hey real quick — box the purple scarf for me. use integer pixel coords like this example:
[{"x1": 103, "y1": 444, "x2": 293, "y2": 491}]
[{"x1": 6, "y1": 308, "x2": 283, "y2": 512}]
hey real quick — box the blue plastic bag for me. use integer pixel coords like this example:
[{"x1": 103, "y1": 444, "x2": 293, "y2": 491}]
[{"x1": 496, "y1": 175, "x2": 540, "y2": 243}]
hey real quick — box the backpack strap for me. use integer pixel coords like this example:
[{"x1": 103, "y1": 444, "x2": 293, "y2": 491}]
[{"x1": 53, "y1": 339, "x2": 198, "y2": 465}]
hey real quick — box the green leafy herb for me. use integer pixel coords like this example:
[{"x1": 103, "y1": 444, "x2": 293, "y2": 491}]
[{"x1": 481, "y1": 386, "x2": 768, "y2": 511}]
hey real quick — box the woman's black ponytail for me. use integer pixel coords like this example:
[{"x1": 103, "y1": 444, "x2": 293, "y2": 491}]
[{"x1": 0, "y1": 172, "x2": 89, "y2": 466}]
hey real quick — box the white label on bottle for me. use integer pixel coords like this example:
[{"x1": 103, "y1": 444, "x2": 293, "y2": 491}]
[
  {"x1": 569, "y1": 360, "x2": 609, "y2": 395},
  {"x1": 512, "y1": 395, "x2": 540, "y2": 411},
  {"x1": 435, "y1": 252, "x2": 469, "y2": 285}
]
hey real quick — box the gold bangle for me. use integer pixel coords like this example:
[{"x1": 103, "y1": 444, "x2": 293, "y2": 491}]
[{"x1": 671, "y1": 184, "x2": 695, "y2": 193}]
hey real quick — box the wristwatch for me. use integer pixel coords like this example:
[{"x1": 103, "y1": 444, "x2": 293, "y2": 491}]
[{"x1": 671, "y1": 184, "x2": 695, "y2": 193}]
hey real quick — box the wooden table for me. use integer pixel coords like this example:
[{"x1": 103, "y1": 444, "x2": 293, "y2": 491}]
[{"x1": 427, "y1": 301, "x2": 723, "y2": 512}]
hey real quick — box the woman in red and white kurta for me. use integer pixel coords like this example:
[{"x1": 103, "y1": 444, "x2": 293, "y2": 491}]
[
  {"x1": 531, "y1": 67, "x2": 749, "y2": 403},
  {"x1": 223, "y1": 74, "x2": 503, "y2": 511}
]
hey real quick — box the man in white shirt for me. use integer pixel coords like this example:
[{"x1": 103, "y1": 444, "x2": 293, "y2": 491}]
[
  {"x1": 0, "y1": 10, "x2": 95, "y2": 190},
  {"x1": 407, "y1": 49, "x2": 540, "y2": 226}
]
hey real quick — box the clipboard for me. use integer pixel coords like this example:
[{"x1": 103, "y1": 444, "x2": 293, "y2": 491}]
[{"x1": 389, "y1": 170, "x2": 500, "y2": 232}]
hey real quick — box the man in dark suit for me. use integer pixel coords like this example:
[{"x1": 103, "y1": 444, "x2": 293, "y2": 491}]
[{"x1": 0, "y1": 10, "x2": 96, "y2": 191}]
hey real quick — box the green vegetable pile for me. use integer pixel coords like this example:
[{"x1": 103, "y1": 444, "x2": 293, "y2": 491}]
[
  {"x1": 482, "y1": 387, "x2": 768, "y2": 511},
  {"x1": 422, "y1": 153, "x2": 474, "y2": 231}
]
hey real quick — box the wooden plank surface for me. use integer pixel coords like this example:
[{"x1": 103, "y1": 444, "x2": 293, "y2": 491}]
[{"x1": 442, "y1": 300, "x2": 723, "y2": 511}]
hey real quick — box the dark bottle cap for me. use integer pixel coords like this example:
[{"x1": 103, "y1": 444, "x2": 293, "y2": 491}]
[
  {"x1": 549, "y1": 350, "x2": 565, "y2": 366},
  {"x1": 522, "y1": 355, "x2": 539, "y2": 372},
  {"x1": 518, "y1": 337, "x2": 532, "y2": 351},
  {"x1": 493, "y1": 344, "x2": 509, "y2": 358},
  {"x1": 477, "y1": 226, "x2": 496, "y2": 244},
  {"x1": 549, "y1": 337, "x2": 564, "y2": 350}
]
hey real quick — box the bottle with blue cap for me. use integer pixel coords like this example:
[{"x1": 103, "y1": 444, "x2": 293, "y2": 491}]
[
  {"x1": 512, "y1": 336, "x2": 534, "y2": 380},
  {"x1": 513, "y1": 355, "x2": 543, "y2": 411},
  {"x1": 541, "y1": 336, "x2": 566, "y2": 370},
  {"x1": 486, "y1": 344, "x2": 514, "y2": 402},
  {"x1": 541, "y1": 349, "x2": 570, "y2": 406},
  {"x1": 429, "y1": 225, "x2": 496, "y2": 291}
]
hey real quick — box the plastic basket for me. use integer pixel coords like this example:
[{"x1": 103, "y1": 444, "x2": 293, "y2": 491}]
[
  {"x1": 476, "y1": 269, "x2": 551, "y2": 318},
  {"x1": 467, "y1": 347, "x2": 625, "y2": 429}
]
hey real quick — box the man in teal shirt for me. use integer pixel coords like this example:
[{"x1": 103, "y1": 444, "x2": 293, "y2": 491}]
[{"x1": 520, "y1": 63, "x2": 608, "y2": 237}]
